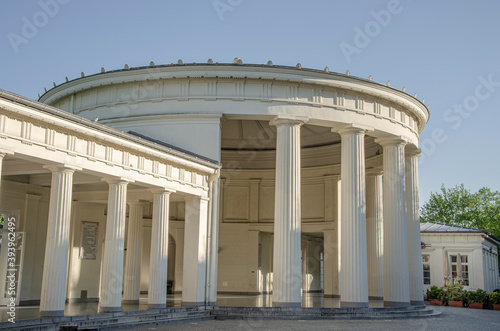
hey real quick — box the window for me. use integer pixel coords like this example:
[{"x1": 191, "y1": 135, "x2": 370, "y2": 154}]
[
  {"x1": 422, "y1": 255, "x2": 431, "y2": 285},
  {"x1": 451, "y1": 255, "x2": 469, "y2": 286}
]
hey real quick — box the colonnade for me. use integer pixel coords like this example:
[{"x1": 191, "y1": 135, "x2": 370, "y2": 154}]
[
  {"x1": 270, "y1": 118, "x2": 424, "y2": 308},
  {"x1": 18, "y1": 162, "x2": 211, "y2": 317},
  {"x1": 0, "y1": 112, "x2": 425, "y2": 314}
]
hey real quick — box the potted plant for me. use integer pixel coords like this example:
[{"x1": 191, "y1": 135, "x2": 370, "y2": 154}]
[
  {"x1": 466, "y1": 289, "x2": 487, "y2": 309},
  {"x1": 444, "y1": 282, "x2": 465, "y2": 307},
  {"x1": 490, "y1": 291, "x2": 500, "y2": 311},
  {"x1": 426, "y1": 285, "x2": 444, "y2": 306}
]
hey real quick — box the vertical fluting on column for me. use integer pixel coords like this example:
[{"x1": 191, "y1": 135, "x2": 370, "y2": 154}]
[
  {"x1": 148, "y1": 189, "x2": 172, "y2": 308},
  {"x1": 338, "y1": 127, "x2": 369, "y2": 308},
  {"x1": 366, "y1": 171, "x2": 384, "y2": 300},
  {"x1": 406, "y1": 149, "x2": 424, "y2": 305},
  {"x1": 376, "y1": 137, "x2": 410, "y2": 307},
  {"x1": 122, "y1": 202, "x2": 144, "y2": 304},
  {"x1": 270, "y1": 115, "x2": 307, "y2": 307},
  {"x1": 99, "y1": 178, "x2": 131, "y2": 312},
  {"x1": 39, "y1": 165, "x2": 77, "y2": 317},
  {"x1": 207, "y1": 177, "x2": 220, "y2": 305}
]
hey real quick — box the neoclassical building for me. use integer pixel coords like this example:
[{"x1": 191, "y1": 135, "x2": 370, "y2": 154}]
[{"x1": 0, "y1": 60, "x2": 429, "y2": 316}]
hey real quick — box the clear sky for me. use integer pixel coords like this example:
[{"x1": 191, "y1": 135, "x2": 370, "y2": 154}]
[{"x1": 1, "y1": 0, "x2": 499, "y2": 206}]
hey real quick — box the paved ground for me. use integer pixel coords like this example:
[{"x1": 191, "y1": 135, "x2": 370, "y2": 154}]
[{"x1": 133, "y1": 305, "x2": 500, "y2": 331}]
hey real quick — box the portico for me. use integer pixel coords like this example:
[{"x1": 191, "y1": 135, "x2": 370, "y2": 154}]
[{"x1": 0, "y1": 89, "x2": 219, "y2": 316}]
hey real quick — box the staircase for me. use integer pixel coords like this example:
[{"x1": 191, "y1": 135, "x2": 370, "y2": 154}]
[
  {"x1": 0, "y1": 306, "x2": 213, "y2": 331},
  {"x1": 212, "y1": 305, "x2": 441, "y2": 320}
]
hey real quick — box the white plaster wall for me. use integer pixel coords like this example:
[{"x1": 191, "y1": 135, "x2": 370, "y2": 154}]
[
  {"x1": 217, "y1": 223, "x2": 253, "y2": 293},
  {"x1": 2, "y1": 180, "x2": 50, "y2": 304},
  {"x1": 106, "y1": 115, "x2": 222, "y2": 163},
  {"x1": 140, "y1": 207, "x2": 185, "y2": 294},
  {"x1": 67, "y1": 202, "x2": 106, "y2": 301},
  {"x1": 421, "y1": 233, "x2": 498, "y2": 292}
]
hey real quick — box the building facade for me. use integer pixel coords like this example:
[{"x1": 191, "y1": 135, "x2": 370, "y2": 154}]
[
  {"x1": 0, "y1": 61, "x2": 430, "y2": 316},
  {"x1": 421, "y1": 222, "x2": 500, "y2": 293}
]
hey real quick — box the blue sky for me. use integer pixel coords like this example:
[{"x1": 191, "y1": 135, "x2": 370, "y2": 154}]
[{"x1": 1, "y1": 0, "x2": 500, "y2": 206}]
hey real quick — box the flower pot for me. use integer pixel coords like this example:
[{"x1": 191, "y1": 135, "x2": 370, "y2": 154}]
[
  {"x1": 493, "y1": 304, "x2": 500, "y2": 311},
  {"x1": 449, "y1": 300, "x2": 463, "y2": 307},
  {"x1": 429, "y1": 299, "x2": 443, "y2": 306},
  {"x1": 468, "y1": 302, "x2": 483, "y2": 309}
]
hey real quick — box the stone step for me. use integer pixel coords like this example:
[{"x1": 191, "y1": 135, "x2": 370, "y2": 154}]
[
  {"x1": 212, "y1": 306, "x2": 440, "y2": 320},
  {"x1": 0, "y1": 307, "x2": 214, "y2": 331}
]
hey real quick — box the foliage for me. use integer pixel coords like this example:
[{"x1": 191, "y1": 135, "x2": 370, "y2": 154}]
[
  {"x1": 489, "y1": 291, "x2": 500, "y2": 304},
  {"x1": 420, "y1": 184, "x2": 500, "y2": 239},
  {"x1": 444, "y1": 282, "x2": 466, "y2": 302},
  {"x1": 466, "y1": 289, "x2": 488, "y2": 304},
  {"x1": 426, "y1": 285, "x2": 444, "y2": 300}
]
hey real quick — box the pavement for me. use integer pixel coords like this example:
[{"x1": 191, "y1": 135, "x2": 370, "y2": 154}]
[{"x1": 132, "y1": 305, "x2": 500, "y2": 331}]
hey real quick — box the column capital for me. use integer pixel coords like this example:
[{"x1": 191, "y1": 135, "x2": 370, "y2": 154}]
[
  {"x1": 102, "y1": 176, "x2": 134, "y2": 185},
  {"x1": 0, "y1": 149, "x2": 14, "y2": 157},
  {"x1": 374, "y1": 136, "x2": 408, "y2": 147},
  {"x1": 127, "y1": 200, "x2": 145, "y2": 207},
  {"x1": 405, "y1": 148, "x2": 422, "y2": 158},
  {"x1": 366, "y1": 168, "x2": 383, "y2": 176},
  {"x1": 323, "y1": 174, "x2": 341, "y2": 181},
  {"x1": 332, "y1": 123, "x2": 373, "y2": 136},
  {"x1": 43, "y1": 163, "x2": 81, "y2": 173},
  {"x1": 269, "y1": 115, "x2": 308, "y2": 127},
  {"x1": 150, "y1": 188, "x2": 175, "y2": 195}
]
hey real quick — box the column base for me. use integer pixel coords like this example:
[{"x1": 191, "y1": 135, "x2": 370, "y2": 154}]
[
  {"x1": 39, "y1": 310, "x2": 64, "y2": 317},
  {"x1": 122, "y1": 299, "x2": 139, "y2": 305},
  {"x1": 324, "y1": 294, "x2": 341, "y2": 298},
  {"x1": 272, "y1": 302, "x2": 301, "y2": 308},
  {"x1": 98, "y1": 306, "x2": 121, "y2": 313},
  {"x1": 181, "y1": 301, "x2": 204, "y2": 307},
  {"x1": 369, "y1": 296, "x2": 384, "y2": 300},
  {"x1": 207, "y1": 301, "x2": 217, "y2": 306},
  {"x1": 340, "y1": 301, "x2": 369, "y2": 308},
  {"x1": 384, "y1": 301, "x2": 410, "y2": 308},
  {"x1": 410, "y1": 300, "x2": 425, "y2": 306},
  {"x1": 148, "y1": 303, "x2": 166, "y2": 309}
]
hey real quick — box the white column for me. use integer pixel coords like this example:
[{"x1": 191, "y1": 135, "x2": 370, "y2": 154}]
[
  {"x1": 148, "y1": 189, "x2": 173, "y2": 308},
  {"x1": 99, "y1": 178, "x2": 131, "y2": 312},
  {"x1": 366, "y1": 170, "x2": 384, "y2": 300},
  {"x1": 182, "y1": 196, "x2": 209, "y2": 306},
  {"x1": 406, "y1": 149, "x2": 424, "y2": 305},
  {"x1": 207, "y1": 177, "x2": 220, "y2": 305},
  {"x1": 376, "y1": 137, "x2": 410, "y2": 307},
  {"x1": 338, "y1": 126, "x2": 369, "y2": 308},
  {"x1": 270, "y1": 115, "x2": 308, "y2": 307},
  {"x1": 122, "y1": 202, "x2": 144, "y2": 304},
  {"x1": 39, "y1": 164, "x2": 78, "y2": 317}
]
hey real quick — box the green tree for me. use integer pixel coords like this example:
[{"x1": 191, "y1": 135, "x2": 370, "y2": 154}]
[{"x1": 420, "y1": 184, "x2": 500, "y2": 238}]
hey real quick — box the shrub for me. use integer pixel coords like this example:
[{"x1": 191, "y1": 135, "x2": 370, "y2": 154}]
[
  {"x1": 426, "y1": 285, "x2": 444, "y2": 300},
  {"x1": 444, "y1": 282, "x2": 466, "y2": 301},
  {"x1": 490, "y1": 291, "x2": 500, "y2": 304},
  {"x1": 466, "y1": 289, "x2": 487, "y2": 304}
]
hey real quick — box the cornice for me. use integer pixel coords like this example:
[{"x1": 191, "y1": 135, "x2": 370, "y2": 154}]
[{"x1": 38, "y1": 63, "x2": 429, "y2": 133}]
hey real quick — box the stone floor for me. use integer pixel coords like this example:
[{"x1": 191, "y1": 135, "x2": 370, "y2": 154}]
[
  {"x1": 133, "y1": 305, "x2": 500, "y2": 331},
  {"x1": 0, "y1": 293, "x2": 384, "y2": 322}
]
